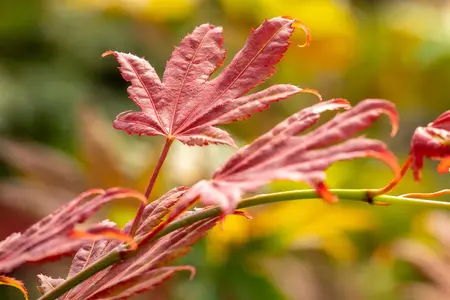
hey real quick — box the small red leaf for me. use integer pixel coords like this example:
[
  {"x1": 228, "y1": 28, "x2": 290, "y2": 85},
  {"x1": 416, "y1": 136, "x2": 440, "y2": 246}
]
[
  {"x1": 0, "y1": 275, "x2": 28, "y2": 300},
  {"x1": 106, "y1": 17, "x2": 313, "y2": 146},
  {"x1": 0, "y1": 188, "x2": 144, "y2": 274},
  {"x1": 410, "y1": 110, "x2": 450, "y2": 180},
  {"x1": 182, "y1": 99, "x2": 400, "y2": 214}
]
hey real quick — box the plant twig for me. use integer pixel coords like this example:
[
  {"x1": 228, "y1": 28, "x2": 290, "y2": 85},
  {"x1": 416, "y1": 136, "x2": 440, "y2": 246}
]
[
  {"x1": 38, "y1": 189, "x2": 450, "y2": 300},
  {"x1": 127, "y1": 138, "x2": 174, "y2": 237}
]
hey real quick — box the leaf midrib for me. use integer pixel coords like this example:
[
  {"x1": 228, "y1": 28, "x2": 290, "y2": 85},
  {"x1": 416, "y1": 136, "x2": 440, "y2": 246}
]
[
  {"x1": 174, "y1": 20, "x2": 291, "y2": 135},
  {"x1": 125, "y1": 57, "x2": 166, "y2": 134},
  {"x1": 168, "y1": 29, "x2": 211, "y2": 133}
]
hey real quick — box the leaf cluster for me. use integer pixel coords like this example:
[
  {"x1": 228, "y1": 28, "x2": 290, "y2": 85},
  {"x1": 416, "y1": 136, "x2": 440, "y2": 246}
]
[{"x1": 0, "y1": 16, "x2": 448, "y2": 300}]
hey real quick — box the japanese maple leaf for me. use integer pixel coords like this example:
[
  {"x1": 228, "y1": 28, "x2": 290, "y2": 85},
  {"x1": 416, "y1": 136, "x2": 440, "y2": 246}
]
[
  {"x1": 105, "y1": 16, "x2": 312, "y2": 147},
  {"x1": 410, "y1": 110, "x2": 450, "y2": 180},
  {"x1": 182, "y1": 99, "x2": 401, "y2": 214},
  {"x1": 0, "y1": 188, "x2": 144, "y2": 274},
  {"x1": 39, "y1": 187, "x2": 220, "y2": 300}
]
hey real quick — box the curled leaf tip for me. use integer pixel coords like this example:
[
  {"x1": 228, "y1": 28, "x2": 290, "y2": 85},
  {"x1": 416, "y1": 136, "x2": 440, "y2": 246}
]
[
  {"x1": 0, "y1": 276, "x2": 28, "y2": 300},
  {"x1": 292, "y1": 19, "x2": 311, "y2": 48},
  {"x1": 299, "y1": 88, "x2": 323, "y2": 101},
  {"x1": 381, "y1": 101, "x2": 399, "y2": 137},
  {"x1": 180, "y1": 266, "x2": 196, "y2": 280},
  {"x1": 361, "y1": 99, "x2": 399, "y2": 137},
  {"x1": 81, "y1": 188, "x2": 106, "y2": 198},
  {"x1": 101, "y1": 50, "x2": 115, "y2": 58},
  {"x1": 122, "y1": 191, "x2": 148, "y2": 204},
  {"x1": 329, "y1": 98, "x2": 351, "y2": 107},
  {"x1": 281, "y1": 16, "x2": 311, "y2": 47},
  {"x1": 390, "y1": 118, "x2": 399, "y2": 137},
  {"x1": 105, "y1": 188, "x2": 148, "y2": 204}
]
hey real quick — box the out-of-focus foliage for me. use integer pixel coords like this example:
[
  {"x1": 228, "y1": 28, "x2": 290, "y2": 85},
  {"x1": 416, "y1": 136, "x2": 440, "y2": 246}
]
[
  {"x1": 207, "y1": 199, "x2": 375, "y2": 263},
  {"x1": 1, "y1": 0, "x2": 449, "y2": 299},
  {"x1": 68, "y1": 0, "x2": 197, "y2": 22},
  {"x1": 394, "y1": 212, "x2": 450, "y2": 300}
]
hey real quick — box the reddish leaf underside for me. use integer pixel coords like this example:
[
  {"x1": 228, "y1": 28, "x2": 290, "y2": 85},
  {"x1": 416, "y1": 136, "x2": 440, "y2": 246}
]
[
  {"x1": 0, "y1": 188, "x2": 144, "y2": 274},
  {"x1": 106, "y1": 17, "x2": 316, "y2": 147},
  {"x1": 410, "y1": 110, "x2": 450, "y2": 180},
  {"x1": 43, "y1": 187, "x2": 219, "y2": 300},
  {"x1": 182, "y1": 99, "x2": 400, "y2": 214}
]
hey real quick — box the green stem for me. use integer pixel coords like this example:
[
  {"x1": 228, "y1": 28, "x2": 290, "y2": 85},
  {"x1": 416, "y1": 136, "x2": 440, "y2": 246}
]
[
  {"x1": 128, "y1": 138, "x2": 174, "y2": 237},
  {"x1": 38, "y1": 189, "x2": 450, "y2": 300},
  {"x1": 156, "y1": 189, "x2": 450, "y2": 238},
  {"x1": 38, "y1": 250, "x2": 122, "y2": 300}
]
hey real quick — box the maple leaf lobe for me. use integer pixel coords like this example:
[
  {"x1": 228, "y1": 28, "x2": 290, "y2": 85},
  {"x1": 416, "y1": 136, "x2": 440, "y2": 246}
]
[
  {"x1": 50, "y1": 188, "x2": 219, "y2": 300},
  {"x1": 183, "y1": 99, "x2": 400, "y2": 214},
  {"x1": 0, "y1": 188, "x2": 142, "y2": 274}
]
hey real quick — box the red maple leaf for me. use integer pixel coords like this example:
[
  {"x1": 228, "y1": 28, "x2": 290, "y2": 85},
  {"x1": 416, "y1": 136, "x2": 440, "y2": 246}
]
[
  {"x1": 104, "y1": 17, "x2": 313, "y2": 147},
  {"x1": 39, "y1": 187, "x2": 220, "y2": 300},
  {"x1": 0, "y1": 188, "x2": 144, "y2": 274},
  {"x1": 410, "y1": 110, "x2": 450, "y2": 180},
  {"x1": 182, "y1": 99, "x2": 400, "y2": 214}
]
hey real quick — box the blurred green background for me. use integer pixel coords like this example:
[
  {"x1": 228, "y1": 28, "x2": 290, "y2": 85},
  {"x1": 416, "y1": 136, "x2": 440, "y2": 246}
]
[{"x1": 1, "y1": 0, "x2": 449, "y2": 299}]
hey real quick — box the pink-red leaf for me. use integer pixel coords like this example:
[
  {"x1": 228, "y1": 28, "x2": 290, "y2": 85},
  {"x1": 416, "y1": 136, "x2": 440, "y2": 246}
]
[
  {"x1": 183, "y1": 99, "x2": 401, "y2": 214},
  {"x1": 107, "y1": 17, "x2": 313, "y2": 147},
  {"x1": 410, "y1": 110, "x2": 450, "y2": 180},
  {"x1": 0, "y1": 188, "x2": 143, "y2": 274},
  {"x1": 52, "y1": 187, "x2": 218, "y2": 300},
  {"x1": 82, "y1": 218, "x2": 216, "y2": 300}
]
